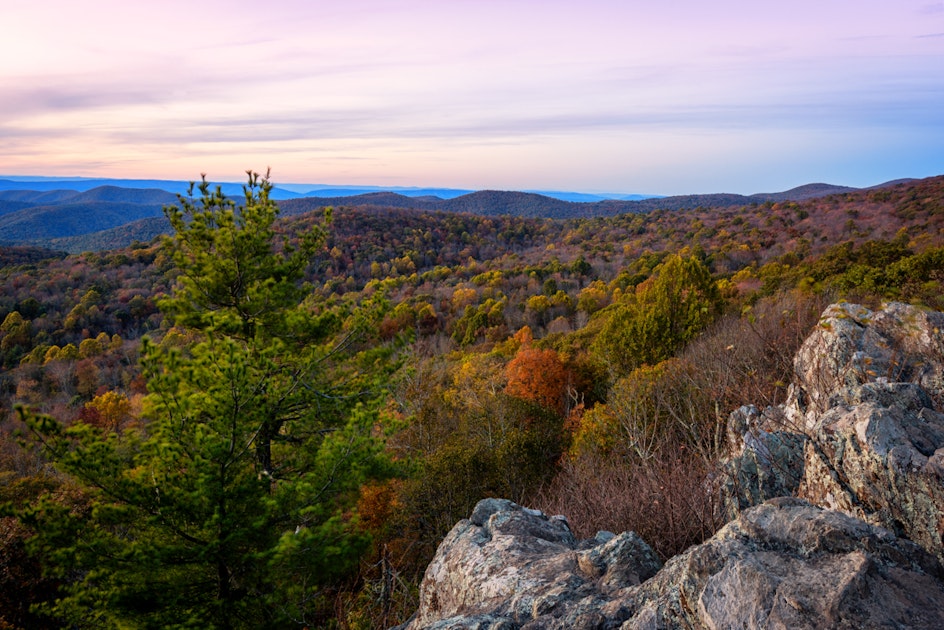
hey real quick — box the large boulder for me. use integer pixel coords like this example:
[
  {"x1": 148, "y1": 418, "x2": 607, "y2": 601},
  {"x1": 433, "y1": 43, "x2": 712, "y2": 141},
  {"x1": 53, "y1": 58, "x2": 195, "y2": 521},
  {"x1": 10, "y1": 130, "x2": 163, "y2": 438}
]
[
  {"x1": 400, "y1": 498, "x2": 944, "y2": 629},
  {"x1": 629, "y1": 497, "x2": 944, "y2": 630},
  {"x1": 722, "y1": 405, "x2": 808, "y2": 516},
  {"x1": 787, "y1": 302, "x2": 944, "y2": 422},
  {"x1": 398, "y1": 498, "x2": 662, "y2": 630},
  {"x1": 795, "y1": 381, "x2": 944, "y2": 560},
  {"x1": 722, "y1": 302, "x2": 944, "y2": 561}
]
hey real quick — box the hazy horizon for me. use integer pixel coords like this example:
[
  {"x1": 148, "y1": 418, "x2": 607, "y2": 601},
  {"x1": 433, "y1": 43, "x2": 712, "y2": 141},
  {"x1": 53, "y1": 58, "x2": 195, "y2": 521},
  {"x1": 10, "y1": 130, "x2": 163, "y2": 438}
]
[
  {"x1": 0, "y1": 172, "x2": 917, "y2": 200},
  {"x1": 2, "y1": 0, "x2": 943, "y2": 196}
]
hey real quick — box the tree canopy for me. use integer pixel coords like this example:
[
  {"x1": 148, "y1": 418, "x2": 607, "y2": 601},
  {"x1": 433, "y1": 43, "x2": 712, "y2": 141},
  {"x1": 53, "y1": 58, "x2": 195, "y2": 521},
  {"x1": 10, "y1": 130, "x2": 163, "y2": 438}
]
[
  {"x1": 592, "y1": 252, "x2": 721, "y2": 375},
  {"x1": 18, "y1": 172, "x2": 389, "y2": 628}
]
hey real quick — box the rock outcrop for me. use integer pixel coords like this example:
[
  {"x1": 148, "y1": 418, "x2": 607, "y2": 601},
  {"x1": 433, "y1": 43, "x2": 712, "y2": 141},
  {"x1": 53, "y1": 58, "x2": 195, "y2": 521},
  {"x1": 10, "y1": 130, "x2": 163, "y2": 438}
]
[
  {"x1": 788, "y1": 302, "x2": 944, "y2": 418},
  {"x1": 726, "y1": 302, "x2": 944, "y2": 561},
  {"x1": 400, "y1": 303, "x2": 944, "y2": 629},
  {"x1": 722, "y1": 404, "x2": 808, "y2": 514},
  {"x1": 399, "y1": 498, "x2": 944, "y2": 629},
  {"x1": 634, "y1": 497, "x2": 944, "y2": 630},
  {"x1": 402, "y1": 497, "x2": 662, "y2": 629}
]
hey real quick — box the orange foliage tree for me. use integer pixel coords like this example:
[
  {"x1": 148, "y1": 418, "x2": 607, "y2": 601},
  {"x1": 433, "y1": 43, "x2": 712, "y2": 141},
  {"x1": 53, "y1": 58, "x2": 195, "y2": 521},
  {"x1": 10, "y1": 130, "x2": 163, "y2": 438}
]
[{"x1": 504, "y1": 335, "x2": 569, "y2": 416}]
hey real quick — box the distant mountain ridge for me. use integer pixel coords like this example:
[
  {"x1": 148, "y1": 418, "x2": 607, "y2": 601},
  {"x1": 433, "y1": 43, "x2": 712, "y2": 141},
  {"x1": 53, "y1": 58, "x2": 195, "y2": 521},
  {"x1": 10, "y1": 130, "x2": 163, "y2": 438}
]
[
  {"x1": 277, "y1": 181, "x2": 898, "y2": 220},
  {"x1": 0, "y1": 176, "x2": 922, "y2": 252},
  {"x1": 0, "y1": 177, "x2": 660, "y2": 203},
  {"x1": 757, "y1": 183, "x2": 858, "y2": 200},
  {"x1": 0, "y1": 178, "x2": 301, "y2": 201}
]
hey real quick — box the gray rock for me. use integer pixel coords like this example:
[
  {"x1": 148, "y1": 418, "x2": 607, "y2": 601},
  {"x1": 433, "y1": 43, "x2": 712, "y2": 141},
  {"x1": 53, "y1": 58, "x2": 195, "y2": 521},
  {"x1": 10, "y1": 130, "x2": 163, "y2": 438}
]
[
  {"x1": 402, "y1": 499, "x2": 660, "y2": 630},
  {"x1": 629, "y1": 498, "x2": 944, "y2": 629},
  {"x1": 787, "y1": 302, "x2": 944, "y2": 427},
  {"x1": 796, "y1": 383, "x2": 944, "y2": 561},
  {"x1": 719, "y1": 302, "x2": 944, "y2": 561},
  {"x1": 401, "y1": 499, "x2": 944, "y2": 629},
  {"x1": 721, "y1": 416, "x2": 808, "y2": 517}
]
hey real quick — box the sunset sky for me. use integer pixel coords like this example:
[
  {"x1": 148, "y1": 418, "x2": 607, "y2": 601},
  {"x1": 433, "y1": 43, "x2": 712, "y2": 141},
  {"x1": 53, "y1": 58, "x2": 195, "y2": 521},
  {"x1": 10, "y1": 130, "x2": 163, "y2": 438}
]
[{"x1": 2, "y1": 0, "x2": 943, "y2": 195}]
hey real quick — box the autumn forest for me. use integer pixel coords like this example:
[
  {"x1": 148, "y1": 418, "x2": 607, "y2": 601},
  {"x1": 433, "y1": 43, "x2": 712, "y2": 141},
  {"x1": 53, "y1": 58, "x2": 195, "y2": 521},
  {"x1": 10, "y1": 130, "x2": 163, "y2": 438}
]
[{"x1": 2, "y1": 173, "x2": 944, "y2": 628}]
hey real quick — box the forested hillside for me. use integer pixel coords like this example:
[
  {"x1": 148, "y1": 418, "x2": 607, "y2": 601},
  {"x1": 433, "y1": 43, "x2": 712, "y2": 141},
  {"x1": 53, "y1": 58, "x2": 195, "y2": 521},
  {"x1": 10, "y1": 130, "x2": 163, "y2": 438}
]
[
  {"x1": 0, "y1": 173, "x2": 943, "y2": 628},
  {"x1": 1, "y1": 177, "x2": 913, "y2": 252}
]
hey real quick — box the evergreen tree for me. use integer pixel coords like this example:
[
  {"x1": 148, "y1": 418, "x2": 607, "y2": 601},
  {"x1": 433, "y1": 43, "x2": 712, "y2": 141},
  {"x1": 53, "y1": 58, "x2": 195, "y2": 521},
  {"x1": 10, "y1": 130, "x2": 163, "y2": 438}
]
[
  {"x1": 18, "y1": 172, "x2": 388, "y2": 628},
  {"x1": 593, "y1": 253, "x2": 721, "y2": 375}
]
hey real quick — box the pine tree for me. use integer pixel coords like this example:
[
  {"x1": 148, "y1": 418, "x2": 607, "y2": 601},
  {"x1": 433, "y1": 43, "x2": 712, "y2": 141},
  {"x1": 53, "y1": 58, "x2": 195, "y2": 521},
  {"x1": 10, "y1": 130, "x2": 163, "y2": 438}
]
[
  {"x1": 19, "y1": 172, "x2": 387, "y2": 628},
  {"x1": 593, "y1": 253, "x2": 721, "y2": 375}
]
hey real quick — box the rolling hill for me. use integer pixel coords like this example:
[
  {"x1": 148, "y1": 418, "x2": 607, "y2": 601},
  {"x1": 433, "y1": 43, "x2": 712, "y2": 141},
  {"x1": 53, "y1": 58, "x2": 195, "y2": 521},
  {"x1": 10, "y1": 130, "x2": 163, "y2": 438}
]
[{"x1": 0, "y1": 176, "x2": 931, "y2": 252}]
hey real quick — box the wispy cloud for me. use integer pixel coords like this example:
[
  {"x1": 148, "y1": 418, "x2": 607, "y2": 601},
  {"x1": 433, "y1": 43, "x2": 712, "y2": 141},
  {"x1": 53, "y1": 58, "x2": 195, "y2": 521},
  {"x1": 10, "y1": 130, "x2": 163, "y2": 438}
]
[
  {"x1": 1, "y1": 0, "x2": 943, "y2": 193},
  {"x1": 920, "y1": 2, "x2": 944, "y2": 15}
]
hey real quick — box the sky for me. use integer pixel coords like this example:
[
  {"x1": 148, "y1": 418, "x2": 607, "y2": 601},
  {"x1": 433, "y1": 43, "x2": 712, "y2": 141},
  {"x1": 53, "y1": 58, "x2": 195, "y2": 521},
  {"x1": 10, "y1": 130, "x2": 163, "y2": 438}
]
[{"x1": 1, "y1": 0, "x2": 943, "y2": 195}]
